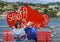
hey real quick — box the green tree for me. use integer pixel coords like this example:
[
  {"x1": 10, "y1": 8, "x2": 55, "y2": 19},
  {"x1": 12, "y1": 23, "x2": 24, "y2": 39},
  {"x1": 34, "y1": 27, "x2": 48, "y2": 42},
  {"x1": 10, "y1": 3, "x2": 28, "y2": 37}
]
[
  {"x1": 42, "y1": 4, "x2": 48, "y2": 8},
  {"x1": 43, "y1": 9, "x2": 48, "y2": 14},
  {"x1": 13, "y1": 4, "x2": 18, "y2": 11},
  {"x1": 43, "y1": 8, "x2": 57, "y2": 17}
]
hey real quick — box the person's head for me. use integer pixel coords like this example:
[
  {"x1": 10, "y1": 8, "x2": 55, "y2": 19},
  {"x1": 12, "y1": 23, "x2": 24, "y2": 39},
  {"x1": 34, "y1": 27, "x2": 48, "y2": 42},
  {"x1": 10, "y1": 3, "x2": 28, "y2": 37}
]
[
  {"x1": 14, "y1": 21, "x2": 21, "y2": 29},
  {"x1": 26, "y1": 21, "x2": 33, "y2": 28}
]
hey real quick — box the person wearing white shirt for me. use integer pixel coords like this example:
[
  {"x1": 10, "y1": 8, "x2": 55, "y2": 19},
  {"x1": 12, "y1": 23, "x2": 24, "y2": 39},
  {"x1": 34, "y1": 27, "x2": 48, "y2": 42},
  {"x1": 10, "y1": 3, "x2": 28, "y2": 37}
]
[{"x1": 12, "y1": 21, "x2": 26, "y2": 42}]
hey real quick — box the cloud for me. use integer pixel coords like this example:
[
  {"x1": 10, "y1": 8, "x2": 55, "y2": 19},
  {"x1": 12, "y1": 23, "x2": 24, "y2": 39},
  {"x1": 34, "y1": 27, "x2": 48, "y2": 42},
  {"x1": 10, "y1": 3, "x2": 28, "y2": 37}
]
[
  {"x1": 2, "y1": 0, "x2": 19, "y2": 2},
  {"x1": 54, "y1": 0, "x2": 60, "y2": 2},
  {"x1": 2, "y1": 0, "x2": 60, "y2": 3}
]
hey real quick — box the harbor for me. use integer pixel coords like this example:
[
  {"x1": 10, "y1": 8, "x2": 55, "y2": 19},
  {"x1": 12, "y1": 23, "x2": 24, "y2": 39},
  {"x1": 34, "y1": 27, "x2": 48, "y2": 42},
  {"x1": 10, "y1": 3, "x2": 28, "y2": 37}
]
[{"x1": 0, "y1": 18, "x2": 60, "y2": 42}]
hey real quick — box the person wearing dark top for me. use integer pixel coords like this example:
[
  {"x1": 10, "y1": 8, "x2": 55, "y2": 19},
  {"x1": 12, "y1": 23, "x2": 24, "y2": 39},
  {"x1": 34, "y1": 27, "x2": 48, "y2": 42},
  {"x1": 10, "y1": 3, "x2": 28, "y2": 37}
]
[{"x1": 24, "y1": 22, "x2": 37, "y2": 42}]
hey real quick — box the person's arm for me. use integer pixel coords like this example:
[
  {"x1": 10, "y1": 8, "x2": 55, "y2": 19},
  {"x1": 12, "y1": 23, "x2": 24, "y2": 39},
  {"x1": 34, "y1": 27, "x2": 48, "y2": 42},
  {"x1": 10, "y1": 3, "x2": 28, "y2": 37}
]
[
  {"x1": 24, "y1": 28, "x2": 28, "y2": 41},
  {"x1": 32, "y1": 28, "x2": 37, "y2": 42},
  {"x1": 24, "y1": 34, "x2": 28, "y2": 42},
  {"x1": 24, "y1": 28, "x2": 28, "y2": 33}
]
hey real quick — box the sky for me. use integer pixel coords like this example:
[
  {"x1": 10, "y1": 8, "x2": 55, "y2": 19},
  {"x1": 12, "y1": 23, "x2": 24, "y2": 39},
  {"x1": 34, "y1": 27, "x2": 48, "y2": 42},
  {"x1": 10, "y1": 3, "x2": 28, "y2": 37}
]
[{"x1": 2, "y1": 0, "x2": 60, "y2": 4}]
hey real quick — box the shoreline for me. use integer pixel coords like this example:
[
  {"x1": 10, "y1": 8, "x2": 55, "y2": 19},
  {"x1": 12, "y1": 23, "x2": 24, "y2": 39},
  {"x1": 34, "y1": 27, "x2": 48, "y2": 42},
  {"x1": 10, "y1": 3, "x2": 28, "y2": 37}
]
[{"x1": 0, "y1": 17, "x2": 60, "y2": 20}]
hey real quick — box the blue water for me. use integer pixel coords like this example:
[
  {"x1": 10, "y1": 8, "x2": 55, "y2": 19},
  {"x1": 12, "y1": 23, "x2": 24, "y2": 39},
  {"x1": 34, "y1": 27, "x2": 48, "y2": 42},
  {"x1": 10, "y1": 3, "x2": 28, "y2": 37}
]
[
  {"x1": 0, "y1": 18, "x2": 60, "y2": 42},
  {"x1": 0, "y1": 18, "x2": 60, "y2": 26},
  {"x1": 48, "y1": 18, "x2": 60, "y2": 26},
  {"x1": 0, "y1": 19, "x2": 8, "y2": 26}
]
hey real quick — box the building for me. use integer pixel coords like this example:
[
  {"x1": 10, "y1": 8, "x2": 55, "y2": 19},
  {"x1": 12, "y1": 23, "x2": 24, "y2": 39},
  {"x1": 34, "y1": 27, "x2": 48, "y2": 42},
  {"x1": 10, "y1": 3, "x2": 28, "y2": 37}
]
[{"x1": 57, "y1": 11, "x2": 60, "y2": 17}]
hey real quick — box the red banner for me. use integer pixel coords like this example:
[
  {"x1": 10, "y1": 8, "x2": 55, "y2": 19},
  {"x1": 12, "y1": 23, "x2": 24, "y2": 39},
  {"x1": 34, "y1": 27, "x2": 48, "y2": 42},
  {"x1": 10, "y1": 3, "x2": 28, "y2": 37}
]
[
  {"x1": 37, "y1": 32, "x2": 51, "y2": 42},
  {"x1": 3, "y1": 30, "x2": 14, "y2": 42},
  {"x1": 6, "y1": 6, "x2": 50, "y2": 28}
]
